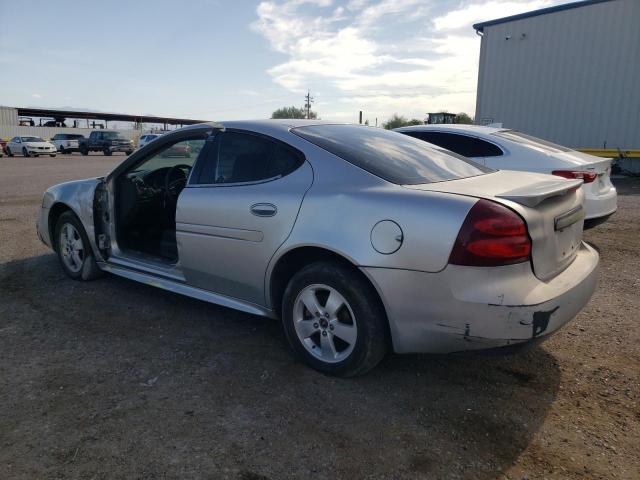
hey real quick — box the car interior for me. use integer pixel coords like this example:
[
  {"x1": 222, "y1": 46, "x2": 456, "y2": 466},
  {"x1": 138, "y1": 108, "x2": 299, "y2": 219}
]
[{"x1": 115, "y1": 137, "x2": 205, "y2": 263}]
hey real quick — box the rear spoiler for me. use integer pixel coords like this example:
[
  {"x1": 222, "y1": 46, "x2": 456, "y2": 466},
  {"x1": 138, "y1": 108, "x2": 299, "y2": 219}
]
[{"x1": 497, "y1": 179, "x2": 583, "y2": 207}]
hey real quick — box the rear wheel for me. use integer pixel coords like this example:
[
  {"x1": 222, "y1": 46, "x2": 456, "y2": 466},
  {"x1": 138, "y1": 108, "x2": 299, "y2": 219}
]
[
  {"x1": 54, "y1": 211, "x2": 103, "y2": 281},
  {"x1": 282, "y1": 261, "x2": 388, "y2": 377},
  {"x1": 80, "y1": 147, "x2": 88, "y2": 156}
]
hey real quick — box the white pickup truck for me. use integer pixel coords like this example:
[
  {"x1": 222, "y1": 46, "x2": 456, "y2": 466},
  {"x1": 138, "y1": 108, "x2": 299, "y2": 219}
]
[{"x1": 51, "y1": 133, "x2": 85, "y2": 154}]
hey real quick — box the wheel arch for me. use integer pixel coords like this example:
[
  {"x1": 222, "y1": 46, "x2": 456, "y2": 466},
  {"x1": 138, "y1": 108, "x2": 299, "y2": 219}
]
[
  {"x1": 267, "y1": 246, "x2": 390, "y2": 336},
  {"x1": 48, "y1": 202, "x2": 76, "y2": 248}
]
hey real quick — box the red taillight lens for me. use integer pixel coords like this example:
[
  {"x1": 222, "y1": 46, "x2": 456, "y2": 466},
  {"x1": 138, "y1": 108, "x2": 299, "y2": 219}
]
[
  {"x1": 449, "y1": 199, "x2": 532, "y2": 267},
  {"x1": 552, "y1": 170, "x2": 597, "y2": 183}
]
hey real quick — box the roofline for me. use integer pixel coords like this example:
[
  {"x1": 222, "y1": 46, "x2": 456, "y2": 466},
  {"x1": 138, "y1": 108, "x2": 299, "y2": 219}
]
[{"x1": 473, "y1": 0, "x2": 613, "y2": 32}]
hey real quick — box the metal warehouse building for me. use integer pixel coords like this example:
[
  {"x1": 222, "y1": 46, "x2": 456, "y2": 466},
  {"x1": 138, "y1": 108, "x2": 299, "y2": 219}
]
[{"x1": 473, "y1": 0, "x2": 640, "y2": 151}]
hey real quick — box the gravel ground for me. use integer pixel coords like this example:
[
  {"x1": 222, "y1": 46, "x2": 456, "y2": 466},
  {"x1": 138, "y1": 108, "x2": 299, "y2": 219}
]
[{"x1": 1, "y1": 154, "x2": 638, "y2": 479}]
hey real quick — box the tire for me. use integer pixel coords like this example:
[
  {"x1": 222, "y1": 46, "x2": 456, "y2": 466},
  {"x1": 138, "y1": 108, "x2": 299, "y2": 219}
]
[
  {"x1": 80, "y1": 147, "x2": 88, "y2": 156},
  {"x1": 50, "y1": 154, "x2": 56, "y2": 157},
  {"x1": 54, "y1": 211, "x2": 103, "y2": 281},
  {"x1": 103, "y1": 147, "x2": 112, "y2": 156},
  {"x1": 281, "y1": 261, "x2": 388, "y2": 377},
  {"x1": 125, "y1": 150, "x2": 133, "y2": 156},
  {"x1": 7, "y1": 147, "x2": 13, "y2": 157},
  {"x1": 22, "y1": 147, "x2": 30, "y2": 157}
]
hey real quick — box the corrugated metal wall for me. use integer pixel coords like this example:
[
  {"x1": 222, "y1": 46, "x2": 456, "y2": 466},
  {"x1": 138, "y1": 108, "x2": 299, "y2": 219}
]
[
  {"x1": 475, "y1": 0, "x2": 640, "y2": 149},
  {"x1": 0, "y1": 106, "x2": 18, "y2": 126}
]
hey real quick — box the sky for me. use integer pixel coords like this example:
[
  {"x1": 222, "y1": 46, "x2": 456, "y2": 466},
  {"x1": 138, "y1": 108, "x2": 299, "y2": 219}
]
[{"x1": 0, "y1": 0, "x2": 573, "y2": 125}]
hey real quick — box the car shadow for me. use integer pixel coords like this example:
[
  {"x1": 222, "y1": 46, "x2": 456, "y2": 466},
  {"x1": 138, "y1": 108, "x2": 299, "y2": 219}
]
[{"x1": 1, "y1": 254, "x2": 560, "y2": 479}]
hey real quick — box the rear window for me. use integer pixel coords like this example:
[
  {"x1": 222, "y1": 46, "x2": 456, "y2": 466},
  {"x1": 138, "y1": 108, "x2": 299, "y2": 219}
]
[
  {"x1": 493, "y1": 130, "x2": 572, "y2": 153},
  {"x1": 292, "y1": 124, "x2": 492, "y2": 185}
]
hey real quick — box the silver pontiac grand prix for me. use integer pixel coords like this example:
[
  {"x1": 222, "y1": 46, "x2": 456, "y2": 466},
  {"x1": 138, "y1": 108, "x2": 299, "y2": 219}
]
[{"x1": 37, "y1": 120, "x2": 599, "y2": 376}]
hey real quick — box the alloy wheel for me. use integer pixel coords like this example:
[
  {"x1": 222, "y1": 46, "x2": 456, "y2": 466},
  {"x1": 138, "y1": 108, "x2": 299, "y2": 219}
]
[
  {"x1": 59, "y1": 223, "x2": 84, "y2": 273},
  {"x1": 293, "y1": 284, "x2": 358, "y2": 363}
]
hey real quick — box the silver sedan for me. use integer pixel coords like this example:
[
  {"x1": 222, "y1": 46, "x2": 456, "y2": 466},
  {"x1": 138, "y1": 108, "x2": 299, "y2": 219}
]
[{"x1": 37, "y1": 120, "x2": 599, "y2": 376}]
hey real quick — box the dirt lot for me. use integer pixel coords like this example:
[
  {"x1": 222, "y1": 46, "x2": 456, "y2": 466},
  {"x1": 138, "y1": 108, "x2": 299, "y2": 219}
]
[{"x1": 1, "y1": 153, "x2": 638, "y2": 479}]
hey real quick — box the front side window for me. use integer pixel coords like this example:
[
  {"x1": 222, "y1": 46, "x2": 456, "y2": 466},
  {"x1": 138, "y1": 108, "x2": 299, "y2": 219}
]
[
  {"x1": 193, "y1": 131, "x2": 304, "y2": 185},
  {"x1": 292, "y1": 125, "x2": 491, "y2": 185}
]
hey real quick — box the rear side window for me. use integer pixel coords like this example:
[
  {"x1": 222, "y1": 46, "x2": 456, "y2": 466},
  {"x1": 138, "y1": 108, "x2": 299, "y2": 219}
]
[
  {"x1": 403, "y1": 131, "x2": 502, "y2": 158},
  {"x1": 193, "y1": 131, "x2": 304, "y2": 185},
  {"x1": 292, "y1": 124, "x2": 491, "y2": 185}
]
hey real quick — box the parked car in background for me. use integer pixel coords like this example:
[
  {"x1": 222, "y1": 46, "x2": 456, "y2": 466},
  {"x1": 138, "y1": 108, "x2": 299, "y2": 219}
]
[
  {"x1": 0, "y1": 139, "x2": 7, "y2": 156},
  {"x1": 5, "y1": 136, "x2": 57, "y2": 157},
  {"x1": 138, "y1": 134, "x2": 162, "y2": 149},
  {"x1": 79, "y1": 131, "x2": 134, "y2": 156},
  {"x1": 395, "y1": 125, "x2": 617, "y2": 228},
  {"x1": 52, "y1": 134, "x2": 85, "y2": 154},
  {"x1": 37, "y1": 121, "x2": 598, "y2": 376}
]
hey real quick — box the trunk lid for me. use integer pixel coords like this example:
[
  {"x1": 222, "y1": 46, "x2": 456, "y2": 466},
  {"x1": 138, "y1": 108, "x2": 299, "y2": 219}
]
[
  {"x1": 554, "y1": 152, "x2": 614, "y2": 196},
  {"x1": 406, "y1": 170, "x2": 585, "y2": 280}
]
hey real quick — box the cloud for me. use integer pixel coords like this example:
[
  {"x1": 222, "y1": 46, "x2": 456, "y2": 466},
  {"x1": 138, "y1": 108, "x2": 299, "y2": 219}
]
[
  {"x1": 31, "y1": 93, "x2": 43, "y2": 99},
  {"x1": 252, "y1": 0, "x2": 559, "y2": 121}
]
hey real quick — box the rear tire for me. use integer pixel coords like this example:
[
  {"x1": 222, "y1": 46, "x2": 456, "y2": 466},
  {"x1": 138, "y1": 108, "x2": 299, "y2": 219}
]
[
  {"x1": 50, "y1": 154, "x2": 56, "y2": 157},
  {"x1": 281, "y1": 261, "x2": 388, "y2": 377},
  {"x1": 54, "y1": 211, "x2": 103, "y2": 281},
  {"x1": 80, "y1": 147, "x2": 88, "y2": 156}
]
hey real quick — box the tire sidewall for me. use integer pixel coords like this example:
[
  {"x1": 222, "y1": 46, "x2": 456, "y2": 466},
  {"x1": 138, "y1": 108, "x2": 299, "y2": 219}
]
[{"x1": 282, "y1": 262, "x2": 387, "y2": 377}]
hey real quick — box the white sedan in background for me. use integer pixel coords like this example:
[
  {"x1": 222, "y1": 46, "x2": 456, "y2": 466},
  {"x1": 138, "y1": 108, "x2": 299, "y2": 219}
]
[
  {"x1": 395, "y1": 125, "x2": 617, "y2": 228},
  {"x1": 138, "y1": 133, "x2": 162, "y2": 149},
  {"x1": 5, "y1": 136, "x2": 57, "y2": 157}
]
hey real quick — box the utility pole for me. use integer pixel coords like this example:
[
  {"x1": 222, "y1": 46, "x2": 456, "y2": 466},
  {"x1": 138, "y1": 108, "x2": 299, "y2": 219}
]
[
  {"x1": 359, "y1": 111, "x2": 363, "y2": 124},
  {"x1": 304, "y1": 90, "x2": 314, "y2": 119}
]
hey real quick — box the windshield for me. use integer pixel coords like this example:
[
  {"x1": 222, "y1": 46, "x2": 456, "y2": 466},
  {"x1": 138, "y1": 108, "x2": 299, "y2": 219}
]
[
  {"x1": 21, "y1": 137, "x2": 44, "y2": 142},
  {"x1": 493, "y1": 130, "x2": 572, "y2": 153},
  {"x1": 103, "y1": 132, "x2": 126, "y2": 140},
  {"x1": 292, "y1": 124, "x2": 492, "y2": 185}
]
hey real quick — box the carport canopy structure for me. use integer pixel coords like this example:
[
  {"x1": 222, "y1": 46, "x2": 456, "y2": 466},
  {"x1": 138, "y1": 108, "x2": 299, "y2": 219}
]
[{"x1": 16, "y1": 107, "x2": 208, "y2": 130}]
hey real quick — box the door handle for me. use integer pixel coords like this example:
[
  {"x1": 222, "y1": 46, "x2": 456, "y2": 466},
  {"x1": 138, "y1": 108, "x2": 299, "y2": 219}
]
[{"x1": 250, "y1": 203, "x2": 278, "y2": 217}]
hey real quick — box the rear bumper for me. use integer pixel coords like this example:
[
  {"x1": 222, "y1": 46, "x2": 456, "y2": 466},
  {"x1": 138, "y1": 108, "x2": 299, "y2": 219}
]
[
  {"x1": 363, "y1": 242, "x2": 599, "y2": 354},
  {"x1": 584, "y1": 185, "x2": 617, "y2": 220}
]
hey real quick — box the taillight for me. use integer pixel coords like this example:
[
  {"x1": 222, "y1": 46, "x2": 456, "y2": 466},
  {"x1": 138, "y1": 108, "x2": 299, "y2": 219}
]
[
  {"x1": 552, "y1": 170, "x2": 597, "y2": 183},
  {"x1": 449, "y1": 199, "x2": 531, "y2": 267}
]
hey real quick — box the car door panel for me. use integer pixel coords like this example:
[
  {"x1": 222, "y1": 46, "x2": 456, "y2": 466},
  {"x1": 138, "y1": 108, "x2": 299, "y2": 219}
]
[{"x1": 176, "y1": 161, "x2": 313, "y2": 305}]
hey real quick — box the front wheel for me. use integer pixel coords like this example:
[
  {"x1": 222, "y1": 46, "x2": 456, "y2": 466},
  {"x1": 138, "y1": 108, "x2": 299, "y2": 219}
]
[
  {"x1": 6, "y1": 147, "x2": 13, "y2": 157},
  {"x1": 281, "y1": 261, "x2": 388, "y2": 377},
  {"x1": 125, "y1": 150, "x2": 133, "y2": 156},
  {"x1": 22, "y1": 147, "x2": 30, "y2": 157},
  {"x1": 103, "y1": 147, "x2": 112, "y2": 156},
  {"x1": 54, "y1": 211, "x2": 103, "y2": 281}
]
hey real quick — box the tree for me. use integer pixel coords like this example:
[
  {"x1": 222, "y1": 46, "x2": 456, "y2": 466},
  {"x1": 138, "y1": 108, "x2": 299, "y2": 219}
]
[
  {"x1": 456, "y1": 112, "x2": 474, "y2": 124},
  {"x1": 271, "y1": 106, "x2": 317, "y2": 119},
  {"x1": 383, "y1": 114, "x2": 423, "y2": 130}
]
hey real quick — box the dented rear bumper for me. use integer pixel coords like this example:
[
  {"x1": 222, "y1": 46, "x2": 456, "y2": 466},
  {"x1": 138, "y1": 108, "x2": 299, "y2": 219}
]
[{"x1": 363, "y1": 242, "x2": 599, "y2": 354}]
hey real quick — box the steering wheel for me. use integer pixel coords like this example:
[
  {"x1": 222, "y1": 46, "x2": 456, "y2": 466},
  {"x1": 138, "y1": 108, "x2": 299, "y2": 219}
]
[{"x1": 163, "y1": 164, "x2": 192, "y2": 205}]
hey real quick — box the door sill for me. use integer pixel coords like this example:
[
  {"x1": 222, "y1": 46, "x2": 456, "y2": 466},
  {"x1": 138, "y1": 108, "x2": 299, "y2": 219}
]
[
  {"x1": 108, "y1": 253, "x2": 185, "y2": 282},
  {"x1": 97, "y1": 261, "x2": 276, "y2": 319}
]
